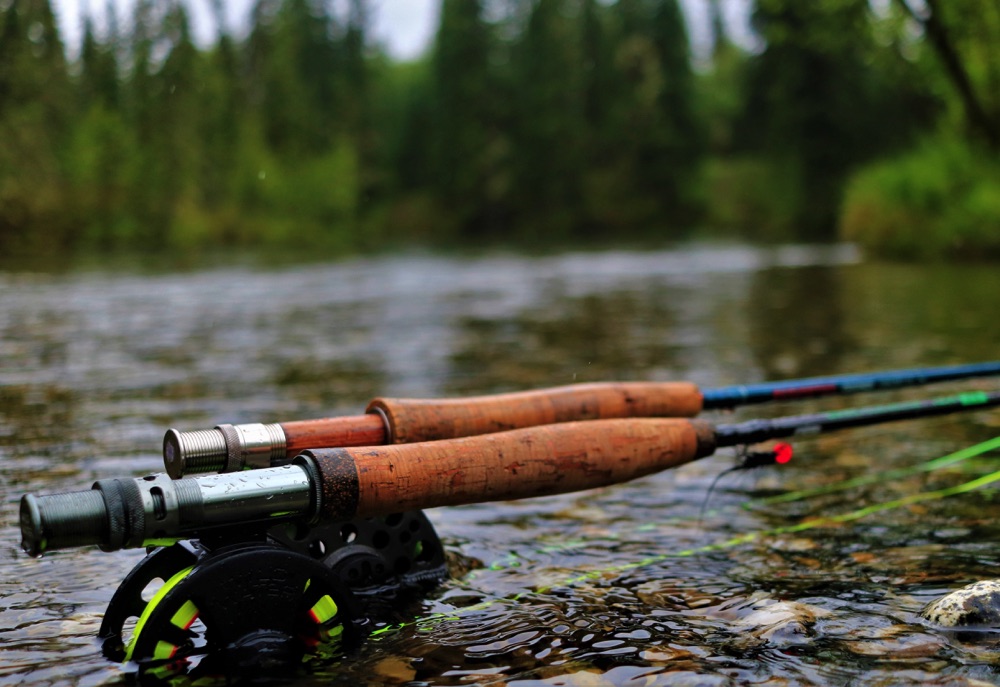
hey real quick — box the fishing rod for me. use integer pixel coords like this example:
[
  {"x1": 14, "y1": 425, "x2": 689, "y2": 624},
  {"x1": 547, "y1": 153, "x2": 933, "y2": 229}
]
[
  {"x1": 24, "y1": 390, "x2": 1000, "y2": 557},
  {"x1": 163, "y1": 360, "x2": 1000, "y2": 477},
  {"x1": 17, "y1": 390, "x2": 1000, "y2": 671}
]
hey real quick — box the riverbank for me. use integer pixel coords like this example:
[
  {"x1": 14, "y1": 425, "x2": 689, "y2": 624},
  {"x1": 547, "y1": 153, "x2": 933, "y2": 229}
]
[{"x1": 840, "y1": 135, "x2": 1000, "y2": 260}]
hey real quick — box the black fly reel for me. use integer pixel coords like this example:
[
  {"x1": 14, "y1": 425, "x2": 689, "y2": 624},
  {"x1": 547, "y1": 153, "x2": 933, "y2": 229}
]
[{"x1": 98, "y1": 510, "x2": 448, "y2": 675}]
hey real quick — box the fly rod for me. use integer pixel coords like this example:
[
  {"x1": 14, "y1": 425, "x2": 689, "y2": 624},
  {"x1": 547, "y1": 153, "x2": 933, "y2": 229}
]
[
  {"x1": 163, "y1": 361, "x2": 1000, "y2": 477},
  {"x1": 23, "y1": 389, "x2": 1000, "y2": 557}
]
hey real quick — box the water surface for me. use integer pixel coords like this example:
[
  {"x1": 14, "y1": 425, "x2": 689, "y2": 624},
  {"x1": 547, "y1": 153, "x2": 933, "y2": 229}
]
[{"x1": 3, "y1": 244, "x2": 1000, "y2": 686}]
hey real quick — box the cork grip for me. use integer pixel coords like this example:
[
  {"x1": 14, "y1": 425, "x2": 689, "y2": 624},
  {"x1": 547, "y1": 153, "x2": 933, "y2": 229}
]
[
  {"x1": 367, "y1": 382, "x2": 705, "y2": 444},
  {"x1": 307, "y1": 418, "x2": 717, "y2": 521}
]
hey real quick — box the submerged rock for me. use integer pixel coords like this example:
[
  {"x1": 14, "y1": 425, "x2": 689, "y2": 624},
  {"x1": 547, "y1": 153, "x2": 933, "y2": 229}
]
[
  {"x1": 705, "y1": 591, "x2": 830, "y2": 648},
  {"x1": 846, "y1": 624, "x2": 945, "y2": 657},
  {"x1": 921, "y1": 580, "x2": 1000, "y2": 628},
  {"x1": 731, "y1": 598, "x2": 830, "y2": 646}
]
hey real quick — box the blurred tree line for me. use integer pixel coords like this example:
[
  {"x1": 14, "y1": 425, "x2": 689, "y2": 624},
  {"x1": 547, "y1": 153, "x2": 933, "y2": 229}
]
[{"x1": 0, "y1": 0, "x2": 997, "y2": 259}]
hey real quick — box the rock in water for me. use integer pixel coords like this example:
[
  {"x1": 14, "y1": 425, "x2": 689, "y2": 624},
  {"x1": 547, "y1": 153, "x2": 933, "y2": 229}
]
[
  {"x1": 709, "y1": 592, "x2": 829, "y2": 649},
  {"x1": 922, "y1": 580, "x2": 1000, "y2": 628},
  {"x1": 731, "y1": 598, "x2": 829, "y2": 646}
]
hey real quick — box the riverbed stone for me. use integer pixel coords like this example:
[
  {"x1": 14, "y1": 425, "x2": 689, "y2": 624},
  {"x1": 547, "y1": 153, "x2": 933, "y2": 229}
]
[
  {"x1": 846, "y1": 624, "x2": 945, "y2": 657},
  {"x1": 731, "y1": 598, "x2": 830, "y2": 646},
  {"x1": 921, "y1": 580, "x2": 1000, "y2": 628}
]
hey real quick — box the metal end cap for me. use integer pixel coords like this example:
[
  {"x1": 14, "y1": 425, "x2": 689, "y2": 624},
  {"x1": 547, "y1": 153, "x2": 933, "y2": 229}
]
[
  {"x1": 163, "y1": 428, "x2": 186, "y2": 479},
  {"x1": 163, "y1": 427, "x2": 227, "y2": 478},
  {"x1": 19, "y1": 494, "x2": 45, "y2": 557}
]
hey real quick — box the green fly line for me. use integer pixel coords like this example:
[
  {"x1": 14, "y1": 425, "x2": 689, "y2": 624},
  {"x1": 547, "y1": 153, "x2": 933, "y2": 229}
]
[
  {"x1": 751, "y1": 434, "x2": 1000, "y2": 507},
  {"x1": 370, "y1": 434, "x2": 1000, "y2": 639}
]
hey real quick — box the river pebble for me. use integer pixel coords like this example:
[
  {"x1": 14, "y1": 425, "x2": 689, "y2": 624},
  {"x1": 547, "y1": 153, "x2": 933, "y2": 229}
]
[{"x1": 921, "y1": 580, "x2": 1000, "y2": 628}]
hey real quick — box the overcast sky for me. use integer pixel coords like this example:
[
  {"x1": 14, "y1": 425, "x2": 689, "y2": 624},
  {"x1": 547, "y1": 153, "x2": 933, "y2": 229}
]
[
  {"x1": 51, "y1": 0, "x2": 441, "y2": 60},
  {"x1": 50, "y1": 0, "x2": 751, "y2": 62}
]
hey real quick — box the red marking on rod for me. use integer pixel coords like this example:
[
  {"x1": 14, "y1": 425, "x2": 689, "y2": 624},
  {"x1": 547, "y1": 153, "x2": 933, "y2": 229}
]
[
  {"x1": 772, "y1": 383, "x2": 839, "y2": 399},
  {"x1": 774, "y1": 443, "x2": 793, "y2": 464}
]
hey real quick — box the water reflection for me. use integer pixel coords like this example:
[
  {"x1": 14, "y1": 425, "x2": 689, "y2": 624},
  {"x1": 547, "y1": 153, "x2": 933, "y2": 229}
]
[
  {"x1": 448, "y1": 288, "x2": 683, "y2": 393},
  {"x1": 747, "y1": 265, "x2": 852, "y2": 381},
  {"x1": 4, "y1": 244, "x2": 1000, "y2": 686}
]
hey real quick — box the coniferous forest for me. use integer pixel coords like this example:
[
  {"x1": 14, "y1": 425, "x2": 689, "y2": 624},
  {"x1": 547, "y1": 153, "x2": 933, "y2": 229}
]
[{"x1": 1, "y1": 0, "x2": 999, "y2": 261}]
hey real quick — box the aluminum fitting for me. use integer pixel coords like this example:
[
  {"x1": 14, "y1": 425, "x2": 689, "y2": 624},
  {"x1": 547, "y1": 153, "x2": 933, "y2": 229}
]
[{"x1": 163, "y1": 422, "x2": 287, "y2": 478}]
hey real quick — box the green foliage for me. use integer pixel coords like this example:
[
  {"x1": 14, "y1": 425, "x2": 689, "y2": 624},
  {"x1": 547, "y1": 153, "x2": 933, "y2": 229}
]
[
  {"x1": 840, "y1": 134, "x2": 1000, "y2": 259},
  {"x1": 0, "y1": 0, "x2": 996, "y2": 260},
  {"x1": 251, "y1": 141, "x2": 360, "y2": 247},
  {"x1": 64, "y1": 104, "x2": 135, "y2": 248},
  {"x1": 425, "y1": 0, "x2": 507, "y2": 239},
  {"x1": 0, "y1": 0, "x2": 73, "y2": 251},
  {"x1": 508, "y1": 0, "x2": 585, "y2": 239},
  {"x1": 892, "y1": 0, "x2": 1000, "y2": 149},
  {"x1": 735, "y1": 0, "x2": 938, "y2": 238},
  {"x1": 702, "y1": 157, "x2": 801, "y2": 241}
]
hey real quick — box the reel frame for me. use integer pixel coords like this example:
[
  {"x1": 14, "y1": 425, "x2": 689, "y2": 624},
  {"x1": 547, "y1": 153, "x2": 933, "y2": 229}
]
[{"x1": 99, "y1": 510, "x2": 449, "y2": 673}]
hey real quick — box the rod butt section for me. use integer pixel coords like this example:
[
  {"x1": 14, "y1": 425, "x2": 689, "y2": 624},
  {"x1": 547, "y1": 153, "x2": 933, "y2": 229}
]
[{"x1": 20, "y1": 490, "x2": 108, "y2": 557}]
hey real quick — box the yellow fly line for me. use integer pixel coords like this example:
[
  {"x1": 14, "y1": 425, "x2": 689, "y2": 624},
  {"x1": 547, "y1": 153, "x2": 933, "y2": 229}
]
[{"x1": 124, "y1": 566, "x2": 196, "y2": 663}]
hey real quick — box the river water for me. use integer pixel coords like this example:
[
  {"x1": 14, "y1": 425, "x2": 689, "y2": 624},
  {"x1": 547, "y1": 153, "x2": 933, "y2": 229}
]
[{"x1": 3, "y1": 243, "x2": 1000, "y2": 686}]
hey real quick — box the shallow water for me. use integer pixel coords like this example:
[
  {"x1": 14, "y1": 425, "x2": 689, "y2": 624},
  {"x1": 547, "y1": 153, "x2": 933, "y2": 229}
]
[{"x1": 3, "y1": 244, "x2": 1000, "y2": 686}]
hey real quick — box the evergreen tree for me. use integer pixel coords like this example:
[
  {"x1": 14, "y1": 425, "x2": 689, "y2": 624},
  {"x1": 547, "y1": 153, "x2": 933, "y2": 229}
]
[
  {"x1": 68, "y1": 6, "x2": 130, "y2": 248},
  {"x1": 385, "y1": 61, "x2": 434, "y2": 196},
  {"x1": 198, "y1": 0, "x2": 244, "y2": 212},
  {"x1": 428, "y1": 0, "x2": 506, "y2": 237},
  {"x1": 737, "y1": 0, "x2": 927, "y2": 238},
  {"x1": 576, "y1": 0, "x2": 625, "y2": 233},
  {"x1": 509, "y1": 0, "x2": 584, "y2": 239},
  {"x1": 117, "y1": 0, "x2": 168, "y2": 242},
  {"x1": 0, "y1": 0, "x2": 72, "y2": 251},
  {"x1": 342, "y1": 0, "x2": 371, "y2": 136},
  {"x1": 343, "y1": 0, "x2": 378, "y2": 205},
  {"x1": 77, "y1": 2, "x2": 122, "y2": 109},
  {"x1": 646, "y1": 0, "x2": 702, "y2": 225},
  {"x1": 248, "y1": 0, "x2": 341, "y2": 156},
  {"x1": 0, "y1": 0, "x2": 980, "y2": 259},
  {"x1": 697, "y1": 0, "x2": 748, "y2": 154},
  {"x1": 593, "y1": 0, "x2": 702, "y2": 233},
  {"x1": 580, "y1": 0, "x2": 613, "y2": 134},
  {"x1": 154, "y1": 1, "x2": 202, "y2": 216}
]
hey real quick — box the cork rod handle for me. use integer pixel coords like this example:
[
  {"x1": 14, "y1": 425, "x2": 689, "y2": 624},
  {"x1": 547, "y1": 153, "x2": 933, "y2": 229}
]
[
  {"x1": 303, "y1": 417, "x2": 717, "y2": 520},
  {"x1": 367, "y1": 381, "x2": 705, "y2": 444},
  {"x1": 275, "y1": 382, "x2": 704, "y2": 456}
]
